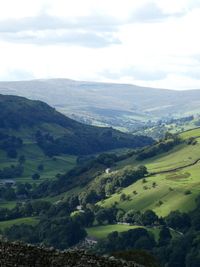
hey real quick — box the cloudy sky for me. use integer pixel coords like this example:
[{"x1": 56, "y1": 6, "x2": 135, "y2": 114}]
[{"x1": 0, "y1": 0, "x2": 200, "y2": 89}]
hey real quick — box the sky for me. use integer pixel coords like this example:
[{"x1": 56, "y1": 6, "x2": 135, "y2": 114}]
[{"x1": 0, "y1": 0, "x2": 200, "y2": 89}]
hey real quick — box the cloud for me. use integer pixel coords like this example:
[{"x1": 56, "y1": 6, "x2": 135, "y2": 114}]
[
  {"x1": 0, "y1": 13, "x2": 120, "y2": 33},
  {"x1": 0, "y1": 2, "x2": 188, "y2": 47},
  {"x1": 130, "y1": 2, "x2": 185, "y2": 23},
  {"x1": 0, "y1": 13, "x2": 121, "y2": 47},
  {"x1": 100, "y1": 67, "x2": 167, "y2": 81},
  {"x1": 1, "y1": 30, "x2": 120, "y2": 47}
]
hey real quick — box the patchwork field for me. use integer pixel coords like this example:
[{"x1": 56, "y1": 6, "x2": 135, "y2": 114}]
[
  {"x1": 101, "y1": 128, "x2": 200, "y2": 217},
  {"x1": 0, "y1": 142, "x2": 77, "y2": 185}
]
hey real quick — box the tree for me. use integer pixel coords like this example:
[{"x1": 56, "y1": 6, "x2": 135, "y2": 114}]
[
  {"x1": 37, "y1": 164, "x2": 44, "y2": 171},
  {"x1": 96, "y1": 209, "x2": 109, "y2": 225},
  {"x1": 32, "y1": 173, "x2": 40, "y2": 180},
  {"x1": 166, "y1": 211, "x2": 191, "y2": 231},
  {"x1": 16, "y1": 183, "x2": 28, "y2": 196},
  {"x1": 120, "y1": 193, "x2": 127, "y2": 201},
  {"x1": 123, "y1": 210, "x2": 142, "y2": 224},
  {"x1": 7, "y1": 148, "x2": 17, "y2": 158},
  {"x1": 158, "y1": 226, "x2": 172, "y2": 246},
  {"x1": 4, "y1": 187, "x2": 16, "y2": 201},
  {"x1": 18, "y1": 155, "x2": 26, "y2": 165},
  {"x1": 141, "y1": 210, "x2": 158, "y2": 226}
]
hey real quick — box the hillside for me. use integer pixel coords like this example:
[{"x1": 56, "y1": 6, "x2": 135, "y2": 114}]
[
  {"x1": 0, "y1": 94, "x2": 153, "y2": 201},
  {"x1": 0, "y1": 94, "x2": 153, "y2": 155},
  {"x1": 0, "y1": 79, "x2": 200, "y2": 130},
  {"x1": 1, "y1": 127, "x2": 200, "y2": 267},
  {"x1": 99, "y1": 128, "x2": 200, "y2": 216}
]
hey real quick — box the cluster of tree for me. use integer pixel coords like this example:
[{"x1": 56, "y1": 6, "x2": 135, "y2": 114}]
[
  {"x1": 0, "y1": 182, "x2": 40, "y2": 202},
  {"x1": 3, "y1": 201, "x2": 72, "y2": 222},
  {"x1": 118, "y1": 209, "x2": 160, "y2": 226},
  {"x1": 78, "y1": 166, "x2": 148, "y2": 205},
  {"x1": 29, "y1": 159, "x2": 108, "y2": 199},
  {"x1": 35, "y1": 127, "x2": 154, "y2": 157},
  {"x1": 164, "y1": 115, "x2": 194, "y2": 124},
  {"x1": 0, "y1": 132, "x2": 23, "y2": 158},
  {"x1": 0, "y1": 164, "x2": 24, "y2": 179},
  {"x1": 3, "y1": 216, "x2": 86, "y2": 250},
  {"x1": 93, "y1": 196, "x2": 200, "y2": 267},
  {"x1": 136, "y1": 133, "x2": 181, "y2": 161},
  {"x1": 95, "y1": 228, "x2": 156, "y2": 254},
  {"x1": 2, "y1": 191, "x2": 200, "y2": 266},
  {"x1": 91, "y1": 207, "x2": 160, "y2": 227},
  {"x1": 24, "y1": 155, "x2": 144, "y2": 200},
  {"x1": 186, "y1": 137, "x2": 197, "y2": 145},
  {"x1": 153, "y1": 199, "x2": 200, "y2": 267}
]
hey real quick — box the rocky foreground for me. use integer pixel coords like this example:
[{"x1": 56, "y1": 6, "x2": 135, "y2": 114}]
[{"x1": 0, "y1": 240, "x2": 144, "y2": 267}]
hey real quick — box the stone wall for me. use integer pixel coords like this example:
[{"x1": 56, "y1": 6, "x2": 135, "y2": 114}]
[{"x1": 0, "y1": 240, "x2": 144, "y2": 267}]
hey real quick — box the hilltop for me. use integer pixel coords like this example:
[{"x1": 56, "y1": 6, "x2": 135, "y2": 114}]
[{"x1": 0, "y1": 79, "x2": 200, "y2": 130}]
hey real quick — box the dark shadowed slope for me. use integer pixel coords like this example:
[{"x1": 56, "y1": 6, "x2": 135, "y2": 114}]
[{"x1": 0, "y1": 94, "x2": 153, "y2": 155}]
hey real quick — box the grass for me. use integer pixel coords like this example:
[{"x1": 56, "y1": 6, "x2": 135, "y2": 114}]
[
  {"x1": 0, "y1": 123, "x2": 77, "y2": 184},
  {"x1": 0, "y1": 217, "x2": 39, "y2": 230},
  {"x1": 116, "y1": 138, "x2": 200, "y2": 173},
  {"x1": 0, "y1": 127, "x2": 77, "y2": 209},
  {"x1": 86, "y1": 224, "x2": 142, "y2": 239},
  {"x1": 0, "y1": 201, "x2": 17, "y2": 209},
  {"x1": 101, "y1": 164, "x2": 200, "y2": 217},
  {"x1": 180, "y1": 127, "x2": 200, "y2": 140},
  {"x1": 86, "y1": 224, "x2": 162, "y2": 242},
  {"x1": 0, "y1": 142, "x2": 77, "y2": 185},
  {"x1": 100, "y1": 128, "x2": 200, "y2": 217}
]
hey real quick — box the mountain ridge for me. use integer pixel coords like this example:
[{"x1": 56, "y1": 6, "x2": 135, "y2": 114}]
[{"x1": 0, "y1": 79, "x2": 200, "y2": 130}]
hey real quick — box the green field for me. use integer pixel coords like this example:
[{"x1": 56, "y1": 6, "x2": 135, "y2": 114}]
[
  {"x1": 100, "y1": 128, "x2": 200, "y2": 217},
  {"x1": 116, "y1": 138, "x2": 200, "y2": 173},
  {"x1": 180, "y1": 127, "x2": 200, "y2": 139},
  {"x1": 0, "y1": 217, "x2": 39, "y2": 230},
  {"x1": 0, "y1": 125, "x2": 78, "y2": 209},
  {"x1": 0, "y1": 143, "x2": 77, "y2": 184},
  {"x1": 86, "y1": 224, "x2": 162, "y2": 241}
]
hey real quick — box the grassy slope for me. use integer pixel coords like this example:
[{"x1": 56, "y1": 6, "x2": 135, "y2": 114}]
[
  {"x1": 0, "y1": 217, "x2": 38, "y2": 231},
  {"x1": 0, "y1": 123, "x2": 77, "y2": 209},
  {"x1": 0, "y1": 124, "x2": 77, "y2": 184},
  {"x1": 100, "y1": 128, "x2": 200, "y2": 217},
  {"x1": 86, "y1": 224, "x2": 169, "y2": 242}
]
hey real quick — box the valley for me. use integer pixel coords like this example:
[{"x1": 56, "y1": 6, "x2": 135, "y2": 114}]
[
  {"x1": 1, "y1": 79, "x2": 200, "y2": 134},
  {"x1": 0, "y1": 93, "x2": 200, "y2": 266}
]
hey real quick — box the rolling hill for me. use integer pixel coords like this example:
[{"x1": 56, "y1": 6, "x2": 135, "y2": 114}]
[
  {"x1": 0, "y1": 79, "x2": 200, "y2": 130},
  {"x1": 99, "y1": 128, "x2": 200, "y2": 217},
  {"x1": 0, "y1": 94, "x2": 153, "y2": 187}
]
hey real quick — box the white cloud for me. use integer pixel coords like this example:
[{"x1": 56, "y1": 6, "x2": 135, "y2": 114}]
[{"x1": 0, "y1": 0, "x2": 199, "y2": 89}]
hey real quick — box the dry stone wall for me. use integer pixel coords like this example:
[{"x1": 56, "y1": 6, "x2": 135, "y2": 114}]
[{"x1": 0, "y1": 240, "x2": 145, "y2": 267}]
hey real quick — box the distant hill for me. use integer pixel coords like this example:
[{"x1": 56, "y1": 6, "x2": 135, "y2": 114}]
[
  {"x1": 0, "y1": 79, "x2": 200, "y2": 129},
  {"x1": 0, "y1": 94, "x2": 153, "y2": 156}
]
